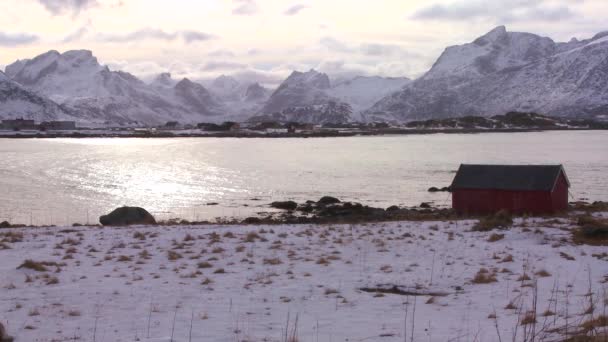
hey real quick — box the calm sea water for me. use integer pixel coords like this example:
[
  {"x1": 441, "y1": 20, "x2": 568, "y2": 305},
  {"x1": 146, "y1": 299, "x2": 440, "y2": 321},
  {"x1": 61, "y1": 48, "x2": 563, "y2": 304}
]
[{"x1": 0, "y1": 131, "x2": 606, "y2": 225}]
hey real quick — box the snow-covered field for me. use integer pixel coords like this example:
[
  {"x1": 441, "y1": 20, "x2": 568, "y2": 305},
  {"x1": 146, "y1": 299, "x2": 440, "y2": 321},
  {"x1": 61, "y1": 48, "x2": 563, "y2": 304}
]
[{"x1": 1, "y1": 215, "x2": 607, "y2": 341}]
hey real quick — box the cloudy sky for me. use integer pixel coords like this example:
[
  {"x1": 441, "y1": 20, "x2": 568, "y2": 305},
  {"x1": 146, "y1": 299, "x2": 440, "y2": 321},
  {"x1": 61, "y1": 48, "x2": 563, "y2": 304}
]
[{"x1": 0, "y1": 0, "x2": 606, "y2": 85}]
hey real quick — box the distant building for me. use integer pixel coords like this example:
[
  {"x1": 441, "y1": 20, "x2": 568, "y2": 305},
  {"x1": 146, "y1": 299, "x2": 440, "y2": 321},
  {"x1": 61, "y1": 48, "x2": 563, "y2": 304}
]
[
  {"x1": 265, "y1": 128, "x2": 288, "y2": 134},
  {"x1": 451, "y1": 164, "x2": 570, "y2": 215},
  {"x1": 1, "y1": 118, "x2": 37, "y2": 131},
  {"x1": 40, "y1": 121, "x2": 76, "y2": 131},
  {"x1": 197, "y1": 122, "x2": 240, "y2": 132}
]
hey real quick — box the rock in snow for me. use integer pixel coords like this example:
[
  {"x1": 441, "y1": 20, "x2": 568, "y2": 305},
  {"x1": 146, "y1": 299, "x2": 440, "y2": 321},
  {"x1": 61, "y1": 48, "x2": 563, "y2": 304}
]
[{"x1": 99, "y1": 206, "x2": 156, "y2": 226}]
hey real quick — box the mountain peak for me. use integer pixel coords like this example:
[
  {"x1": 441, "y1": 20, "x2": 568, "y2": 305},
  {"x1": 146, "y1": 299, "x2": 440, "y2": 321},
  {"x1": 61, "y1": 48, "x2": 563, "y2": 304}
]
[
  {"x1": 592, "y1": 31, "x2": 608, "y2": 41},
  {"x1": 176, "y1": 77, "x2": 194, "y2": 86},
  {"x1": 212, "y1": 74, "x2": 239, "y2": 90},
  {"x1": 244, "y1": 82, "x2": 269, "y2": 102},
  {"x1": 151, "y1": 72, "x2": 175, "y2": 88},
  {"x1": 61, "y1": 50, "x2": 99, "y2": 67},
  {"x1": 285, "y1": 69, "x2": 330, "y2": 89},
  {"x1": 473, "y1": 25, "x2": 508, "y2": 46},
  {"x1": 487, "y1": 25, "x2": 507, "y2": 37}
]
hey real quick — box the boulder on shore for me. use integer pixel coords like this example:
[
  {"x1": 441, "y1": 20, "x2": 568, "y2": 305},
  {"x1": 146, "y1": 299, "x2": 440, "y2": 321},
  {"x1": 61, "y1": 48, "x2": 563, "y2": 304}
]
[
  {"x1": 99, "y1": 207, "x2": 156, "y2": 226},
  {"x1": 428, "y1": 186, "x2": 452, "y2": 192},
  {"x1": 318, "y1": 196, "x2": 341, "y2": 205},
  {"x1": 270, "y1": 201, "x2": 298, "y2": 211},
  {"x1": 242, "y1": 217, "x2": 262, "y2": 224}
]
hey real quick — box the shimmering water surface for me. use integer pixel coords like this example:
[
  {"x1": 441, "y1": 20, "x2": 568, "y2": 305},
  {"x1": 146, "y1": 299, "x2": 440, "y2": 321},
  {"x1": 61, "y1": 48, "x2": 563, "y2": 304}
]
[{"x1": 0, "y1": 131, "x2": 606, "y2": 225}]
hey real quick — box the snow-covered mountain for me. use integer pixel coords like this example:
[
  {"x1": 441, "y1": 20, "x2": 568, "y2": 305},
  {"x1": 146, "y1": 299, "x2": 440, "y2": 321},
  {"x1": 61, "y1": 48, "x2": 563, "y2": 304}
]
[
  {"x1": 254, "y1": 70, "x2": 352, "y2": 124},
  {"x1": 4, "y1": 50, "x2": 225, "y2": 125},
  {"x1": 0, "y1": 70, "x2": 79, "y2": 122},
  {"x1": 150, "y1": 72, "x2": 176, "y2": 89},
  {"x1": 366, "y1": 26, "x2": 608, "y2": 122},
  {"x1": 5, "y1": 27, "x2": 606, "y2": 126},
  {"x1": 328, "y1": 76, "x2": 410, "y2": 120},
  {"x1": 199, "y1": 75, "x2": 272, "y2": 120},
  {"x1": 209, "y1": 75, "x2": 241, "y2": 100}
]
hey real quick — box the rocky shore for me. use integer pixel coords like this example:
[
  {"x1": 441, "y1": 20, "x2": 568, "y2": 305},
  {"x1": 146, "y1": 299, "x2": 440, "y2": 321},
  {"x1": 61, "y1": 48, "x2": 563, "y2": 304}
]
[{"x1": 1, "y1": 200, "x2": 606, "y2": 229}]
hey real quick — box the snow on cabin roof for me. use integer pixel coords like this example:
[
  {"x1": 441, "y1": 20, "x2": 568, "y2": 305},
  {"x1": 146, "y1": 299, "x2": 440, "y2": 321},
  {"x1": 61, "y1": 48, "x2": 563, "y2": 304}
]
[{"x1": 451, "y1": 164, "x2": 569, "y2": 192}]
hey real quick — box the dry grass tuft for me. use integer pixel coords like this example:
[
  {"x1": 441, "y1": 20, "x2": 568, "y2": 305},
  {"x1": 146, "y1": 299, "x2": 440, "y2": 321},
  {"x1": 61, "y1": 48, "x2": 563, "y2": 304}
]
[
  {"x1": 473, "y1": 210, "x2": 513, "y2": 232},
  {"x1": 535, "y1": 269, "x2": 551, "y2": 277},
  {"x1": 167, "y1": 250, "x2": 182, "y2": 261},
  {"x1": 263, "y1": 258, "x2": 282, "y2": 265},
  {"x1": 487, "y1": 233, "x2": 505, "y2": 242},
  {"x1": 573, "y1": 215, "x2": 608, "y2": 246},
  {"x1": 471, "y1": 268, "x2": 497, "y2": 284}
]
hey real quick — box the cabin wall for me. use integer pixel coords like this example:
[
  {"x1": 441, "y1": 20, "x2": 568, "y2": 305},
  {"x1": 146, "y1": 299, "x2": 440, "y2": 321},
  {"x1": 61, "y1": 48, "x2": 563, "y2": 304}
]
[
  {"x1": 452, "y1": 189, "x2": 555, "y2": 215},
  {"x1": 550, "y1": 173, "x2": 569, "y2": 212}
]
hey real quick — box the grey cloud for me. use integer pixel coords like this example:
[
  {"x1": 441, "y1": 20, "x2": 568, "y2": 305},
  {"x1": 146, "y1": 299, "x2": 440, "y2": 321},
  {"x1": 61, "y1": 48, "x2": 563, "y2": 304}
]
[
  {"x1": 181, "y1": 30, "x2": 215, "y2": 43},
  {"x1": 37, "y1": 0, "x2": 97, "y2": 15},
  {"x1": 0, "y1": 32, "x2": 39, "y2": 46},
  {"x1": 360, "y1": 43, "x2": 403, "y2": 56},
  {"x1": 320, "y1": 37, "x2": 418, "y2": 59},
  {"x1": 232, "y1": 0, "x2": 259, "y2": 15},
  {"x1": 97, "y1": 29, "x2": 215, "y2": 44},
  {"x1": 411, "y1": 0, "x2": 576, "y2": 22},
  {"x1": 62, "y1": 24, "x2": 89, "y2": 43},
  {"x1": 201, "y1": 61, "x2": 247, "y2": 71},
  {"x1": 207, "y1": 49, "x2": 236, "y2": 57},
  {"x1": 319, "y1": 37, "x2": 353, "y2": 53},
  {"x1": 283, "y1": 4, "x2": 309, "y2": 16}
]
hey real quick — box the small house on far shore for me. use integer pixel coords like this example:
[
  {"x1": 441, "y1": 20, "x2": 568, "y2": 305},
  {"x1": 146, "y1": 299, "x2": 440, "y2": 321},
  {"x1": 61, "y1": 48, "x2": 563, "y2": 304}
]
[{"x1": 451, "y1": 164, "x2": 570, "y2": 215}]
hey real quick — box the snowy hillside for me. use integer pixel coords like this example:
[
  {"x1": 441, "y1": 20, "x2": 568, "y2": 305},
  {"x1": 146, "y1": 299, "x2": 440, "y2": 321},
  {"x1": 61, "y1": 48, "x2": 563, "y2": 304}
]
[
  {"x1": 367, "y1": 26, "x2": 608, "y2": 122},
  {"x1": 203, "y1": 76, "x2": 272, "y2": 121},
  {"x1": 328, "y1": 76, "x2": 410, "y2": 120},
  {"x1": 0, "y1": 215, "x2": 606, "y2": 341},
  {"x1": 4, "y1": 26, "x2": 608, "y2": 126},
  {"x1": 5, "y1": 51, "x2": 225, "y2": 125},
  {"x1": 0, "y1": 71, "x2": 80, "y2": 122},
  {"x1": 254, "y1": 70, "x2": 352, "y2": 124}
]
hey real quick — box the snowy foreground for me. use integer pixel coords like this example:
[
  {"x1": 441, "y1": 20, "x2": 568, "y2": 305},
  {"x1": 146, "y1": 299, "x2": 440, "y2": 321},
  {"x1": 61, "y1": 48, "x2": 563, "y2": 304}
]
[{"x1": 1, "y1": 215, "x2": 607, "y2": 342}]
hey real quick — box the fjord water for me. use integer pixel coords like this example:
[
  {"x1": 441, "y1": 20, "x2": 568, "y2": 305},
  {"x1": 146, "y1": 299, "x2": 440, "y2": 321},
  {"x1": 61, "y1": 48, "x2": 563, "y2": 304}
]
[{"x1": 0, "y1": 131, "x2": 606, "y2": 225}]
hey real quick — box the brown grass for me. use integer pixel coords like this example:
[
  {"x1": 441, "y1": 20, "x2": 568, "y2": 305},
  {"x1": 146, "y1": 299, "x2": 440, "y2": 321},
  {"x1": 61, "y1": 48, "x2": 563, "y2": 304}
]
[
  {"x1": 487, "y1": 233, "x2": 505, "y2": 242},
  {"x1": 17, "y1": 260, "x2": 62, "y2": 272},
  {"x1": 263, "y1": 258, "x2": 282, "y2": 265},
  {"x1": 167, "y1": 250, "x2": 182, "y2": 261},
  {"x1": 472, "y1": 268, "x2": 497, "y2": 284},
  {"x1": 573, "y1": 215, "x2": 608, "y2": 246},
  {"x1": 197, "y1": 261, "x2": 213, "y2": 269},
  {"x1": 473, "y1": 210, "x2": 513, "y2": 232}
]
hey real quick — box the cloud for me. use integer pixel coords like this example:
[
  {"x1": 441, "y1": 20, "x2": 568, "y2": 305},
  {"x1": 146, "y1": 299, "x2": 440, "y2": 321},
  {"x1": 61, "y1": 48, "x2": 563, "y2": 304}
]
[
  {"x1": 97, "y1": 28, "x2": 215, "y2": 44},
  {"x1": 360, "y1": 43, "x2": 404, "y2": 56},
  {"x1": 0, "y1": 31, "x2": 39, "y2": 46},
  {"x1": 37, "y1": 0, "x2": 97, "y2": 15},
  {"x1": 181, "y1": 30, "x2": 215, "y2": 43},
  {"x1": 201, "y1": 61, "x2": 247, "y2": 71},
  {"x1": 207, "y1": 49, "x2": 236, "y2": 58},
  {"x1": 319, "y1": 37, "x2": 353, "y2": 53},
  {"x1": 411, "y1": 0, "x2": 576, "y2": 22},
  {"x1": 232, "y1": 0, "x2": 259, "y2": 15},
  {"x1": 319, "y1": 37, "x2": 419, "y2": 59},
  {"x1": 61, "y1": 22, "x2": 90, "y2": 43},
  {"x1": 283, "y1": 4, "x2": 309, "y2": 16}
]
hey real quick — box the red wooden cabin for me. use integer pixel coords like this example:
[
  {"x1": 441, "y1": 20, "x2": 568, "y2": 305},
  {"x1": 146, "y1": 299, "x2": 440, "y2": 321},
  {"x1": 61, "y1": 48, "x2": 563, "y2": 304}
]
[{"x1": 451, "y1": 164, "x2": 570, "y2": 215}]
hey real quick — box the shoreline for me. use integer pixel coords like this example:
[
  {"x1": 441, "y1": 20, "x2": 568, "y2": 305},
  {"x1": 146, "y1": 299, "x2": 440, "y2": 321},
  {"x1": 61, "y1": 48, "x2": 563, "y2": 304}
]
[
  {"x1": 0, "y1": 127, "x2": 605, "y2": 139},
  {"x1": 2, "y1": 200, "x2": 605, "y2": 229}
]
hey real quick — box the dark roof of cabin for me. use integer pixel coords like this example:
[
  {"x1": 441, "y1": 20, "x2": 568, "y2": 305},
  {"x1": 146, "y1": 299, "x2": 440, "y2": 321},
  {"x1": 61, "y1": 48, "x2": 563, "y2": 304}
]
[{"x1": 451, "y1": 164, "x2": 569, "y2": 191}]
